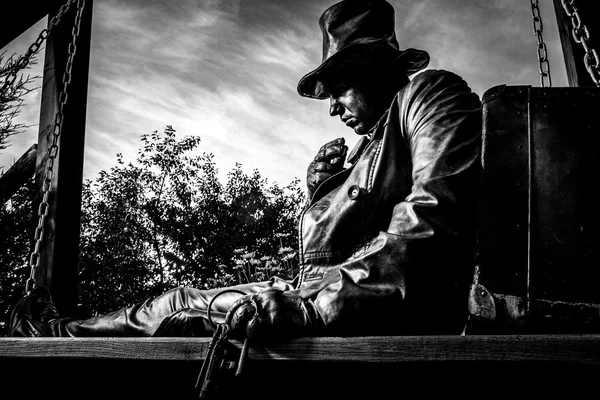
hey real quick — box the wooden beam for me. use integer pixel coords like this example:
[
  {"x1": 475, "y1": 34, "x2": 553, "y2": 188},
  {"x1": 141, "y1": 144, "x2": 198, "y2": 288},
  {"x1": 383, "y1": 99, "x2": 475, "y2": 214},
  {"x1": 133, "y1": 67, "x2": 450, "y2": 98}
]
[
  {"x1": 34, "y1": 0, "x2": 92, "y2": 317},
  {"x1": 2, "y1": 334, "x2": 600, "y2": 398},
  {"x1": 1, "y1": 334, "x2": 599, "y2": 364},
  {"x1": 553, "y1": 0, "x2": 599, "y2": 87},
  {"x1": 1, "y1": 335, "x2": 599, "y2": 398},
  {"x1": 0, "y1": 143, "x2": 36, "y2": 205}
]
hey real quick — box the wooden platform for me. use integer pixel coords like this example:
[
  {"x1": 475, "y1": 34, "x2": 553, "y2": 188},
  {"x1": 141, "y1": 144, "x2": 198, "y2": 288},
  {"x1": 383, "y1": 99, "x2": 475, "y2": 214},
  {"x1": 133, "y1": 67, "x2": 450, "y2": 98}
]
[
  {"x1": 2, "y1": 335, "x2": 600, "y2": 398},
  {"x1": 2, "y1": 334, "x2": 600, "y2": 363}
]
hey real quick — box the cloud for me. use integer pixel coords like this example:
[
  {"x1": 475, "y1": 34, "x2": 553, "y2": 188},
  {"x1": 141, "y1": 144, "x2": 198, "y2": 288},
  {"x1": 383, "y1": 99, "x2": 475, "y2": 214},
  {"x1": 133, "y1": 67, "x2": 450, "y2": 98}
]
[
  {"x1": 80, "y1": 0, "x2": 343, "y2": 185},
  {"x1": 392, "y1": 0, "x2": 566, "y2": 96}
]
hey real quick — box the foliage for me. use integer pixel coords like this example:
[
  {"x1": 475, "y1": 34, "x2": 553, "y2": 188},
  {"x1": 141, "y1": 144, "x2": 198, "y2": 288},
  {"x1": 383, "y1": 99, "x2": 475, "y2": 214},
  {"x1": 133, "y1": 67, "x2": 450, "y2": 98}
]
[
  {"x1": 76, "y1": 126, "x2": 305, "y2": 317},
  {"x1": 0, "y1": 179, "x2": 35, "y2": 330},
  {"x1": 0, "y1": 126, "x2": 306, "y2": 328},
  {"x1": 231, "y1": 234, "x2": 298, "y2": 285},
  {"x1": 0, "y1": 49, "x2": 40, "y2": 333},
  {"x1": 0, "y1": 51, "x2": 38, "y2": 156}
]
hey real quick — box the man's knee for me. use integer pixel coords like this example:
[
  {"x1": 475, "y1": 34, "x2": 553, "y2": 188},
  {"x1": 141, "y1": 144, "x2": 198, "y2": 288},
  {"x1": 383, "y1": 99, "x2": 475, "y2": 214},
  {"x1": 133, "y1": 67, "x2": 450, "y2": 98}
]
[{"x1": 153, "y1": 308, "x2": 213, "y2": 337}]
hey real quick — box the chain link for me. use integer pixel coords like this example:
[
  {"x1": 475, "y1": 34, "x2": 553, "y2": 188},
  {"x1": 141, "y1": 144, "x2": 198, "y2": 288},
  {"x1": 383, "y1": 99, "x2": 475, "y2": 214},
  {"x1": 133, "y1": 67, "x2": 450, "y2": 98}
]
[
  {"x1": 25, "y1": 0, "x2": 86, "y2": 295},
  {"x1": 0, "y1": 0, "x2": 78, "y2": 99},
  {"x1": 560, "y1": 0, "x2": 600, "y2": 86},
  {"x1": 530, "y1": 0, "x2": 552, "y2": 87}
]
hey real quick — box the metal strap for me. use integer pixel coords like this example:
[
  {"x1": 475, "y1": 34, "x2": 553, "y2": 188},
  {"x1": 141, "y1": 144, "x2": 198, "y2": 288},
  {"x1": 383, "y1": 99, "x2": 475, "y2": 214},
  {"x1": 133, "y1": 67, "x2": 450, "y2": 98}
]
[
  {"x1": 561, "y1": 0, "x2": 600, "y2": 86},
  {"x1": 530, "y1": 0, "x2": 552, "y2": 87}
]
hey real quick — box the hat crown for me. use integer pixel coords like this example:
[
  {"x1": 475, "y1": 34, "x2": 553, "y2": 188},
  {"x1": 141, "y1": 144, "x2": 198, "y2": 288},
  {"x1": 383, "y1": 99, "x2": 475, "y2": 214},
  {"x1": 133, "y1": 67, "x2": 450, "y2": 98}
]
[
  {"x1": 297, "y1": 0, "x2": 430, "y2": 99},
  {"x1": 320, "y1": 0, "x2": 399, "y2": 63}
]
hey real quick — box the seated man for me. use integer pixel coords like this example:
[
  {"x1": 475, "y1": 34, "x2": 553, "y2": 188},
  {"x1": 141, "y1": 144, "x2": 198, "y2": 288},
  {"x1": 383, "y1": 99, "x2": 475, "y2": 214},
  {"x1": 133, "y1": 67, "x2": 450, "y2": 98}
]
[{"x1": 9, "y1": 0, "x2": 482, "y2": 339}]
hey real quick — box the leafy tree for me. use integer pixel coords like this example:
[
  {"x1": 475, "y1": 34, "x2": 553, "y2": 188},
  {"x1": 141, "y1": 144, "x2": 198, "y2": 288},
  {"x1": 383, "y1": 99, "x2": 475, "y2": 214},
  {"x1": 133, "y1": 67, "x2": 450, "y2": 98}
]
[
  {"x1": 0, "y1": 126, "x2": 306, "y2": 325},
  {"x1": 0, "y1": 179, "x2": 35, "y2": 331},
  {"x1": 76, "y1": 126, "x2": 305, "y2": 317},
  {"x1": 0, "y1": 51, "x2": 38, "y2": 156},
  {"x1": 76, "y1": 126, "x2": 213, "y2": 314},
  {"x1": 0, "y1": 50, "x2": 39, "y2": 333},
  {"x1": 1, "y1": 46, "x2": 307, "y2": 326}
]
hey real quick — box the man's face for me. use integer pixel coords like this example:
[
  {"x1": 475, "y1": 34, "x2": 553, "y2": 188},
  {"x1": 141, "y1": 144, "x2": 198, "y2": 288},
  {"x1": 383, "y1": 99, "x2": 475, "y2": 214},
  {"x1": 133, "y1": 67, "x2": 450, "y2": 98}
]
[{"x1": 326, "y1": 79, "x2": 384, "y2": 135}]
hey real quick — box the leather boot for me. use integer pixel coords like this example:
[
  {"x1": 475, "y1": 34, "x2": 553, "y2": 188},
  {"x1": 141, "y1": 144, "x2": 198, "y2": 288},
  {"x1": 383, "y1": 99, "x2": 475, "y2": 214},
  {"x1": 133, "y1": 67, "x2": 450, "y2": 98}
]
[{"x1": 7, "y1": 286, "x2": 59, "y2": 337}]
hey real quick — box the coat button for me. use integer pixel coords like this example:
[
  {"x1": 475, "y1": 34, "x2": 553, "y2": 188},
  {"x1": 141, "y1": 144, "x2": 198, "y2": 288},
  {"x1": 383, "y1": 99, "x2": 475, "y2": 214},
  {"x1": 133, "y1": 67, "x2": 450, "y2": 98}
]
[{"x1": 347, "y1": 185, "x2": 362, "y2": 200}]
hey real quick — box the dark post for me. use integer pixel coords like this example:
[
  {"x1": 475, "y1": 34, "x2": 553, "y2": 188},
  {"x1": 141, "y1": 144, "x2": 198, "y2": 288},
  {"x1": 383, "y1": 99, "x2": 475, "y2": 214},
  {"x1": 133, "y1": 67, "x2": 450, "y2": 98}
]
[
  {"x1": 34, "y1": 0, "x2": 93, "y2": 316},
  {"x1": 553, "y1": 0, "x2": 599, "y2": 87}
]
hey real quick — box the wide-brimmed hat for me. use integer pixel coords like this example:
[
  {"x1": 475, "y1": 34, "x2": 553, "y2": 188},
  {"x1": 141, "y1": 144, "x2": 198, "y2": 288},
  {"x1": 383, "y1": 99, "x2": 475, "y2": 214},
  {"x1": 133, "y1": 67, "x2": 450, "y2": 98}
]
[{"x1": 297, "y1": 0, "x2": 430, "y2": 99}]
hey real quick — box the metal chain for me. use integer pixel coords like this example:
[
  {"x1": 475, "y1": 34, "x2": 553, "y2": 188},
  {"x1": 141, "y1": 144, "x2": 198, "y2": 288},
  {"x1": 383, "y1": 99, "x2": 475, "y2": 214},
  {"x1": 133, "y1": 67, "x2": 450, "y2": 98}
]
[
  {"x1": 25, "y1": 0, "x2": 86, "y2": 295},
  {"x1": 561, "y1": 0, "x2": 600, "y2": 86},
  {"x1": 530, "y1": 0, "x2": 552, "y2": 87},
  {"x1": 0, "y1": 0, "x2": 78, "y2": 98}
]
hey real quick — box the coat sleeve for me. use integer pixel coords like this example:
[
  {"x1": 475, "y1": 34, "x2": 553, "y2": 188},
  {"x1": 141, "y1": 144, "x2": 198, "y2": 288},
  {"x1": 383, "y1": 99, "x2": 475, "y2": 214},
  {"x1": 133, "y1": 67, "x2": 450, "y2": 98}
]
[{"x1": 296, "y1": 70, "x2": 482, "y2": 336}]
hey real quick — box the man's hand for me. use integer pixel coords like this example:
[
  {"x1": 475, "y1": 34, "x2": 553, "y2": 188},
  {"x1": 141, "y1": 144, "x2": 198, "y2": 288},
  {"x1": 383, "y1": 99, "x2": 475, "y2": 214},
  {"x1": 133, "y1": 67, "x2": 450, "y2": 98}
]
[
  {"x1": 307, "y1": 137, "x2": 348, "y2": 197},
  {"x1": 225, "y1": 289, "x2": 320, "y2": 340}
]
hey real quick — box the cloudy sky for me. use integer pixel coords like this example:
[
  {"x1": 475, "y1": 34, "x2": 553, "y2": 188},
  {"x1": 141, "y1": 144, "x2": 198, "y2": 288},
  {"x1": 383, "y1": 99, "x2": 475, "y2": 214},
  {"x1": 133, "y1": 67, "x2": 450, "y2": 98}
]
[{"x1": 1, "y1": 0, "x2": 568, "y2": 187}]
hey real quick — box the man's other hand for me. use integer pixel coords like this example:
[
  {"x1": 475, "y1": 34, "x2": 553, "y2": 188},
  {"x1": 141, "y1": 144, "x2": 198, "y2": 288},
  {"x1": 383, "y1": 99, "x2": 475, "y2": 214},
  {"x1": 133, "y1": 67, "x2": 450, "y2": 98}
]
[
  {"x1": 225, "y1": 289, "x2": 319, "y2": 340},
  {"x1": 307, "y1": 137, "x2": 348, "y2": 197}
]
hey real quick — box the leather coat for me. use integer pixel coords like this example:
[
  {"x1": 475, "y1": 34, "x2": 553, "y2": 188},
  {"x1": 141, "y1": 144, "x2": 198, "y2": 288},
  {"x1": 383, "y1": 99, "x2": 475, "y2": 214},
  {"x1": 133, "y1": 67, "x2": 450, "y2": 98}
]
[{"x1": 290, "y1": 69, "x2": 482, "y2": 336}]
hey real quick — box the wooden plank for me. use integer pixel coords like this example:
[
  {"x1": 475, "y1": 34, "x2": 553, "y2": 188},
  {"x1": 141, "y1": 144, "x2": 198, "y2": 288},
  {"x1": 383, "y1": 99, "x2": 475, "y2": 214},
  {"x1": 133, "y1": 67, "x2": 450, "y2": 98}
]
[
  {"x1": 0, "y1": 143, "x2": 36, "y2": 205},
  {"x1": 553, "y1": 0, "x2": 599, "y2": 87},
  {"x1": 2, "y1": 336, "x2": 599, "y2": 398},
  {"x1": 34, "y1": 0, "x2": 92, "y2": 316},
  {"x1": 1, "y1": 335, "x2": 600, "y2": 364}
]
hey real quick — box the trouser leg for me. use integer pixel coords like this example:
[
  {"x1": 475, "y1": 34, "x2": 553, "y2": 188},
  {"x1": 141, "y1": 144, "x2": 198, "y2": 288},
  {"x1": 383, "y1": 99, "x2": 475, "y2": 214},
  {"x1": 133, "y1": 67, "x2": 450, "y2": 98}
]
[{"x1": 50, "y1": 277, "x2": 294, "y2": 337}]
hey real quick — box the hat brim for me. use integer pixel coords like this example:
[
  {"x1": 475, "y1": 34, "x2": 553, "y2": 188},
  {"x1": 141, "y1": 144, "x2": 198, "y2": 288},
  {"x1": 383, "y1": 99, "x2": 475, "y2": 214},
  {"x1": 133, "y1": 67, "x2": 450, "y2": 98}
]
[{"x1": 297, "y1": 44, "x2": 430, "y2": 99}]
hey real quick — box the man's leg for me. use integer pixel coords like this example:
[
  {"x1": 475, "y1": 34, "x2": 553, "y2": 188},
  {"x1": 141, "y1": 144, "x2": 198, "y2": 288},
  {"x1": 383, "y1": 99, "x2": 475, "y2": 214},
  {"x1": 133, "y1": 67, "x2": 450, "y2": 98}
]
[{"x1": 10, "y1": 277, "x2": 294, "y2": 337}]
